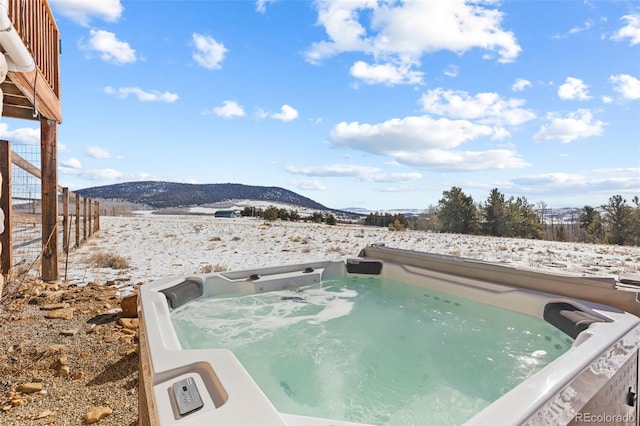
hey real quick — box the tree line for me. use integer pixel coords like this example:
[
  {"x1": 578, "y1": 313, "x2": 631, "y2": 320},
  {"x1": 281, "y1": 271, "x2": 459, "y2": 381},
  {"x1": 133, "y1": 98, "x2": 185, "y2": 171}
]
[
  {"x1": 363, "y1": 187, "x2": 639, "y2": 246},
  {"x1": 240, "y1": 206, "x2": 337, "y2": 225},
  {"x1": 430, "y1": 187, "x2": 638, "y2": 246}
]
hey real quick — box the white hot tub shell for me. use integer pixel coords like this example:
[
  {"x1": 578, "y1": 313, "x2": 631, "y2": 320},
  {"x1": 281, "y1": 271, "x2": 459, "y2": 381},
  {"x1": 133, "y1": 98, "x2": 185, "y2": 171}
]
[{"x1": 138, "y1": 245, "x2": 640, "y2": 426}]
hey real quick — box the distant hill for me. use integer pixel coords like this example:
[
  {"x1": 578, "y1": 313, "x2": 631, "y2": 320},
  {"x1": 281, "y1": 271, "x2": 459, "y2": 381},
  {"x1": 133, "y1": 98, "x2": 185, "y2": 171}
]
[{"x1": 75, "y1": 181, "x2": 333, "y2": 212}]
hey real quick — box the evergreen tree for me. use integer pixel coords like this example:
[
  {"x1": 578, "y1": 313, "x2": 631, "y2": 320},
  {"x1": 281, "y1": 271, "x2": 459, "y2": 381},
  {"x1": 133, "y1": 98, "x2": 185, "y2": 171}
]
[
  {"x1": 482, "y1": 188, "x2": 508, "y2": 236},
  {"x1": 507, "y1": 196, "x2": 543, "y2": 239},
  {"x1": 324, "y1": 213, "x2": 337, "y2": 225},
  {"x1": 602, "y1": 195, "x2": 632, "y2": 245},
  {"x1": 263, "y1": 206, "x2": 279, "y2": 221},
  {"x1": 631, "y1": 196, "x2": 640, "y2": 246},
  {"x1": 437, "y1": 187, "x2": 478, "y2": 234},
  {"x1": 578, "y1": 205, "x2": 604, "y2": 243}
]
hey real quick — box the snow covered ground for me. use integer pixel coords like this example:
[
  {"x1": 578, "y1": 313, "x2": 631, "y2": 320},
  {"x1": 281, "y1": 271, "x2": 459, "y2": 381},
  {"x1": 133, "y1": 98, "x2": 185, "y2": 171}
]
[{"x1": 61, "y1": 213, "x2": 640, "y2": 295}]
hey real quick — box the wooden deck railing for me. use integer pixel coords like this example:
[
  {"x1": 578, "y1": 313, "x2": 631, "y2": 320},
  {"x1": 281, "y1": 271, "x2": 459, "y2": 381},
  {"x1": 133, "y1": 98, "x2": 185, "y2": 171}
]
[{"x1": 7, "y1": 0, "x2": 60, "y2": 97}]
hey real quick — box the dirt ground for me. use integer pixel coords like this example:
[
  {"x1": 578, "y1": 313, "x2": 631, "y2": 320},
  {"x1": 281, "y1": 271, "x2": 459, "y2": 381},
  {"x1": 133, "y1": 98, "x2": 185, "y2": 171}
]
[{"x1": 0, "y1": 276, "x2": 139, "y2": 425}]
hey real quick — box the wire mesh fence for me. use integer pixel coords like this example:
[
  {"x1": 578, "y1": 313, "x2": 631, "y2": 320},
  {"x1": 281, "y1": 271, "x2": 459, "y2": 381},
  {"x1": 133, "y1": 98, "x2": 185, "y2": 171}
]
[
  {"x1": 10, "y1": 144, "x2": 44, "y2": 273},
  {"x1": 1, "y1": 141, "x2": 100, "y2": 280}
]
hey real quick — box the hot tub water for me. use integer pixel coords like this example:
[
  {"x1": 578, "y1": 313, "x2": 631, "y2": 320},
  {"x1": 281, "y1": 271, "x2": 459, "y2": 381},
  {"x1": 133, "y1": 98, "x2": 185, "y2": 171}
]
[{"x1": 171, "y1": 276, "x2": 572, "y2": 425}]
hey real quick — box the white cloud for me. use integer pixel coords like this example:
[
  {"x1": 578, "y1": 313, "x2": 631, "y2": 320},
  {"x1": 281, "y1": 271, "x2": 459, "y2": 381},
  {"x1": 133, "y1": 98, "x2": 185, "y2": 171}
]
[
  {"x1": 290, "y1": 180, "x2": 327, "y2": 191},
  {"x1": 350, "y1": 61, "x2": 424, "y2": 86},
  {"x1": 256, "y1": 0, "x2": 275, "y2": 14},
  {"x1": 305, "y1": 0, "x2": 521, "y2": 85},
  {"x1": 59, "y1": 167, "x2": 125, "y2": 181},
  {"x1": 286, "y1": 164, "x2": 422, "y2": 182},
  {"x1": 394, "y1": 149, "x2": 529, "y2": 172},
  {"x1": 611, "y1": 13, "x2": 640, "y2": 45},
  {"x1": 260, "y1": 104, "x2": 299, "y2": 122},
  {"x1": 0, "y1": 123, "x2": 39, "y2": 145},
  {"x1": 420, "y1": 88, "x2": 536, "y2": 126},
  {"x1": 59, "y1": 167, "x2": 159, "y2": 183},
  {"x1": 328, "y1": 114, "x2": 528, "y2": 171},
  {"x1": 610, "y1": 74, "x2": 640, "y2": 100},
  {"x1": 558, "y1": 77, "x2": 591, "y2": 101},
  {"x1": 370, "y1": 172, "x2": 422, "y2": 183},
  {"x1": 50, "y1": 0, "x2": 123, "y2": 26},
  {"x1": 61, "y1": 157, "x2": 82, "y2": 169},
  {"x1": 443, "y1": 65, "x2": 459, "y2": 78},
  {"x1": 332, "y1": 115, "x2": 494, "y2": 153},
  {"x1": 286, "y1": 164, "x2": 380, "y2": 178},
  {"x1": 104, "y1": 86, "x2": 179, "y2": 103},
  {"x1": 533, "y1": 109, "x2": 606, "y2": 143},
  {"x1": 569, "y1": 20, "x2": 594, "y2": 35},
  {"x1": 511, "y1": 169, "x2": 640, "y2": 198},
  {"x1": 82, "y1": 29, "x2": 136, "y2": 65},
  {"x1": 85, "y1": 146, "x2": 122, "y2": 159},
  {"x1": 192, "y1": 33, "x2": 228, "y2": 70},
  {"x1": 210, "y1": 100, "x2": 246, "y2": 118},
  {"x1": 512, "y1": 78, "x2": 532, "y2": 92}
]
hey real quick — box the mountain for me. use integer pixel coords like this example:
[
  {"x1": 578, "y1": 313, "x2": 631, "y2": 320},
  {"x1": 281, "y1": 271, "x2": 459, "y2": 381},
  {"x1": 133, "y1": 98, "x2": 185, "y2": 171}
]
[{"x1": 75, "y1": 181, "x2": 332, "y2": 211}]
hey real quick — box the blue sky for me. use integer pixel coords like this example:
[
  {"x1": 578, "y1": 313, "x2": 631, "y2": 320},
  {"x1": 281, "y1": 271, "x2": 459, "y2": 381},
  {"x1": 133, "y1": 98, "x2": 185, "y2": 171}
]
[{"x1": 2, "y1": 0, "x2": 639, "y2": 210}]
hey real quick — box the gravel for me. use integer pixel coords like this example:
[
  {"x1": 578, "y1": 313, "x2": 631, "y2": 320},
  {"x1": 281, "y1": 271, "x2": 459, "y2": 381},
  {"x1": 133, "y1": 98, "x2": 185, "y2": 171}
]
[{"x1": 0, "y1": 277, "x2": 139, "y2": 425}]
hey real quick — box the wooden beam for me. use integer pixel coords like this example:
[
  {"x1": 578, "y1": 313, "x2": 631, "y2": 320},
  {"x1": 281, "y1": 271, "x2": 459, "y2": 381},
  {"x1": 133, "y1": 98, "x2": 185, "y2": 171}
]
[
  {"x1": 40, "y1": 118, "x2": 58, "y2": 281},
  {"x1": 0, "y1": 140, "x2": 13, "y2": 277},
  {"x1": 10, "y1": 150, "x2": 41, "y2": 178},
  {"x1": 7, "y1": 68, "x2": 62, "y2": 123}
]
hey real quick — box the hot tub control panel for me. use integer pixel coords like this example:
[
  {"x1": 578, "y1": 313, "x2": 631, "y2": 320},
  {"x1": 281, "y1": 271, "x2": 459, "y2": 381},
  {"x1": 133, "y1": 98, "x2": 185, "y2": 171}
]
[{"x1": 172, "y1": 377, "x2": 204, "y2": 417}]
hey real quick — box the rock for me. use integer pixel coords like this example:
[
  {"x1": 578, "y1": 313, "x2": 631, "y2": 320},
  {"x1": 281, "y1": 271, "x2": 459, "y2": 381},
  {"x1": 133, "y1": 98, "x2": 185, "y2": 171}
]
[
  {"x1": 18, "y1": 382, "x2": 43, "y2": 393},
  {"x1": 40, "y1": 303, "x2": 70, "y2": 311},
  {"x1": 72, "y1": 371, "x2": 84, "y2": 380},
  {"x1": 60, "y1": 329, "x2": 79, "y2": 336},
  {"x1": 35, "y1": 410, "x2": 54, "y2": 419},
  {"x1": 84, "y1": 406, "x2": 113, "y2": 424},
  {"x1": 44, "y1": 282, "x2": 60, "y2": 291},
  {"x1": 103, "y1": 335, "x2": 119, "y2": 343},
  {"x1": 41, "y1": 344, "x2": 67, "y2": 357},
  {"x1": 58, "y1": 366, "x2": 70, "y2": 377},
  {"x1": 117, "y1": 318, "x2": 139, "y2": 330},
  {"x1": 119, "y1": 335, "x2": 134, "y2": 344},
  {"x1": 120, "y1": 348, "x2": 138, "y2": 357},
  {"x1": 120, "y1": 294, "x2": 138, "y2": 318},
  {"x1": 10, "y1": 397, "x2": 24, "y2": 407},
  {"x1": 44, "y1": 308, "x2": 75, "y2": 320}
]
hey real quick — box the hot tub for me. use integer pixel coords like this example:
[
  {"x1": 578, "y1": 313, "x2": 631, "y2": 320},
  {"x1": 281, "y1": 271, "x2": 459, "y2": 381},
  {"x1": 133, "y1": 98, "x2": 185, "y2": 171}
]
[{"x1": 138, "y1": 245, "x2": 640, "y2": 425}]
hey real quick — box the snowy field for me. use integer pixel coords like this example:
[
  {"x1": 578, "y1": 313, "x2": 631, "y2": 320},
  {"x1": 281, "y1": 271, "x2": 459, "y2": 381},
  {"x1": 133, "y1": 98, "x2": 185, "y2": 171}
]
[{"x1": 61, "y1": 212, "x2": 640, "y2": 295}]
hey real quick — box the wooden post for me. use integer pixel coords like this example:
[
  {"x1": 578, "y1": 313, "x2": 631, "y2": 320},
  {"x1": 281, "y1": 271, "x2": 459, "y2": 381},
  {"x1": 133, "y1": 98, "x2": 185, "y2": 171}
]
[
  {"x1": 88, "y1": 199, "x2": 92, "y2": 237},
  {"x1": 75, "y1": 193, "x2": 81, "y2": 248},
  {"x1": 41, "y1": 119, "x2": 58, "y2": 281},
  {"x1": 62, "y1": 187, "x2": 69, "y2": 253},
  {"x1": 94, "y1": 201, "x2": 100, "y2": 232},
  {"x1": 83, "y1": 196, "x2": 87, "y2": 242},
  {"x1": 0, "y1": 140, "x2": 13, "y2": 278}
]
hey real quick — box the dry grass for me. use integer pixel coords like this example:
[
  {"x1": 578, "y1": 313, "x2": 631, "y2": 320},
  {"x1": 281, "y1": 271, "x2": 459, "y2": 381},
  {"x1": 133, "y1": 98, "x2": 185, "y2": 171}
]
[
  {"x1": 86, "y1": 251, "x2": 130, "y2": 269},
  {"x1": 198, "y1": 263, "x2": 227, "y2": 273}
]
